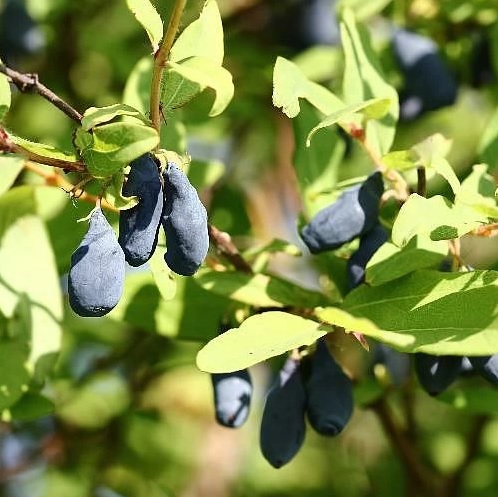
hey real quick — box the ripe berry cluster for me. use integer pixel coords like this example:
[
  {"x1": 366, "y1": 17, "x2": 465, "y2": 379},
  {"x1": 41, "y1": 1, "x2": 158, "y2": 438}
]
[{"x1": 68, "y1": 154, "x2": 209, "y2": 317}]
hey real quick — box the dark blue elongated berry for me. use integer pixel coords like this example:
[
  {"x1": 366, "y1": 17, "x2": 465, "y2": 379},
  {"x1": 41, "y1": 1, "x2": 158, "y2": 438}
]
[
  {"x1": 118, "y1": 154, "x2": 163, "y2": 267},
  {"x1": 211, "y1": 369, "x2": 252, "y2": 428},
  {"x1": 469, "y1": 355, "x2": 498, "y2": 386},
  {"x1": 161, "y1": 164, "x2": 209, "y2": 276},
  {"x1": 392, "y1": 29, "x2": 457, "y2": 120},
  {"x1": 260, "y1": 357, "x2": 306, "y2": 468},
  {"x1": 305, "y1": 338, "x2": 353, "y2": 436},
  {"x1": 347, "y1": 224, "x2": 388, "y2": 290},
  {"x1": 300, "y1": 172, "x2": 384, "y2": 254},
  {"x1": 68, "y1": 208, "x2": 125, "y2": 317},
  {"x1": 414, "y1": 353, "x2": 462, "y2": 396}
]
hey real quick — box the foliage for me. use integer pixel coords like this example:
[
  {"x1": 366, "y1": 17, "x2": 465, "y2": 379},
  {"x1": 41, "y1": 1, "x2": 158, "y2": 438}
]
[{"x1": 1, "y1": 0, "x2": 498, "y2": 496}]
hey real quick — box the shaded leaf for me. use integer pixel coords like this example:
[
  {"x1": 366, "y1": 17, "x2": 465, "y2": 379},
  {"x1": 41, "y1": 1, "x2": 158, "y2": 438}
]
[
  {"x1": 161, "y1": 57, "x2": 234, "y2": 117},
  {"x1": 439, "y1": 386, "x2": 498, "y2": 415},
  {"x1": 103, "y1": 172, "x2": 139, "y2": 211},
  {"x1": 0, "y1": 67, "x2": 10, "y2": 121},
  {"x1": 9, "y1": 392, "x2": 55, "y2": 421},
  {"x1": 196, "y1": 311, "x2": 332, "y2": 373}
]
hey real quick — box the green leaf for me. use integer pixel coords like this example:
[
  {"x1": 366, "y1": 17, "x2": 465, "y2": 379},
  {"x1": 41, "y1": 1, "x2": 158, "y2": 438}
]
[
  {"x1": 412, "y1": 134, "x2": 460, "y2": 194},
  {"x1": 381, "y1": 150, "x2": 418, "y2": 171},
  {"x1": 194, "y1": 269, "x2": 332, "y2": 308},
  {"x1": 365, "y1": 237, "x2": 448, "y2": 286},
  {"x1": 0, "y1": 188, "x2": 63, "y2": 380},
  {"x1": 187, "y1": 159, "x2": 224, "y2": 191},
  {"x1": 340, "y1": 8, "x2": 399, "y2": 155},
  {"x1": 391, "y1": 194, "x2": 485, "y2": 246},
  {"x1": 0, "y1": 67, "x2": 11, "y2": 121},
  {"x1": 109, "y1": 272, "x2": 227, "y2": 341},
  {"x1": 57, "y1": 372, "x2": 131, "y2": 429},
  {"x1": 10, "y1": 134, "x2": 78, "y2": 162},
  {"x1": 306, "y1": 97, "x2": 391, "y2": 146},
  {"x1": 321, "y1": 269, "x2": 498, "y2": 356},
  {"x1": 340, "y1": 0, "x2": 394, "y2": 21},
  {"x1": 0, "y1": 155, "x2": 24, "y2": 196},
  {"x1": 0, "y1": 341, "x2": 31, "y2": 411},
  {"x1": 8, "y1": 392, "x2": 55, "y2": 421},
  {"x1": 103, "y1": 172, "x2": 139, "y2": 211},
  {"x1": 292, "y1": 101, "x2": 345, "y2": 216},
  {"x1": 272, "y1": 56, "x2": 344, "y2": 118},
  {"x1": 125, "y1": 0, "x2": 163, "y2": 53},
  {"x1": 461, "y1": 164, "x2": 496, "y2": 198},
  {"x1": 149, "y1": 241, "x2": 177, "y2": 302},
  {"x1": 161, "y1": 57, "x2": 234, "y2": 117},
  {"x1": 81, "y1": 103, "x2": 151, "y2": 130},
  {"x1": 455, "y1": 190, "x2": 498, "y2": 220},
  {"x1": 77, "y1": 122, "x2": 159, "y2": 178},
  {"x1": 196, "y1": 311, "x2": 333, "y2": 373},
  {"x1": 170, "y1": 0, "x2": 224, "y2": 65}
]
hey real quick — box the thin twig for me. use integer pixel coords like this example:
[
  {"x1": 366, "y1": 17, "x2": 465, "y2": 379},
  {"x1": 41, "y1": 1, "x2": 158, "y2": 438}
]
[
  {"x1": 24, "y1": 162, "x2": 118, "y2": 212},
  {"x1": 150, "y1": 0, "x2": 187, "y2": 135},
  {"x1": 208, "y1": 223, "x2": 253, "y2": 274},
  {"x1": 0, "y1": 64, "x2": 82, "y2": 123}
]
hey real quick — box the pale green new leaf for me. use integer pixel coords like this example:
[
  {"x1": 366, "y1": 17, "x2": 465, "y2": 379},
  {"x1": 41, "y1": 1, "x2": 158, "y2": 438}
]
[
  {"x1": 0, "y1": 67, "x2": 10, "y2": 121},
  {"x1": 340, "y1": 8, "x2": 399, "y2": 155},
  {"x1": 306, "y1": 97, "x2": 391, "y2": 146},
  {"x1": 11, "y1": 134, "x2": 78, "y2": 162},
  {"x1": 324, "y1": 269, "x2": 498, "y2": 356},
  {"x1": 391, "y1": 194, "x2": 485, "y2": 246},
  {"x1": 194, "y1": 269, "x2": 332, "y2": 308},
  {"x1": 126, "y1": 0, "x2": 163, "y2": 53},
  {"x1": 161, "y1": 57, "x2": 234, "y2": 116},
  {"x1": 461, "y1": 164, "x2": 496, "y2": 198},
  {"x1": 365, "y1": 237, "x2": 448, "y2": 286},
  {"x1": 196, "y1": 311, "x2": 333, "y2": 373},
  {"x1": 381, "y1": 150, "x2": 418, "y2": 171},
  {"x1": 79, "y1": 122, "x2": 159, "y2": 178},
  {"x1": 412, "y1": 134, "x2": 460, "y2": 194},
  {"x1": 170, "y1": 0, "x2": 224, "y2": 65},
  {"x1": 81, "y1": 103, "x2": 150, "y2": 130},
  {"x1": 272, "y1": 56, "x2": 344, "y2": 118},
  {"x1": 0, "y1": 156, "x2": 24, "y2": 196}
]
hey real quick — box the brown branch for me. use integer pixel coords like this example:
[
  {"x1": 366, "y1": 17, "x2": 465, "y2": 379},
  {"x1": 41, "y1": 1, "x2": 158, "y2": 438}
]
[
  {"x1": 208, "y1": 223, "x2": 253, "y2": 274},
  {"x1": 150, "y1": 0, "x2": 187, "y2": 135},
  {"x1": 0, "y1": 63, "x2": 82, "y2": 123},
  {"x1": 417, "y1": 166, "x2": 426, "y2": 197},
  {"x1": 24, "y1": 162, "x2": 118, "y2": 212},
  {"x1": 370, "y1": 397, "x2": 440, "y2": 495}
]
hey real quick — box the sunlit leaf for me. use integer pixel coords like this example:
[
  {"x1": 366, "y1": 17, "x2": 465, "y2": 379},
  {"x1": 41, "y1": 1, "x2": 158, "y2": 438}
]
[
  {"x1": 0, "y1": 155, "x2": 24, "y2": 196},
  {"x1": 272, "y1": 56, "x2": 344, "y2": 118},
  {"x1": 196, "y1": 311, "x2": 332, "y2": 373},
  {"x1": 125, "y1": 0, "x2": 163, "y2": 53},
  {"x1": 340, "y1": 8, "x2": 399, "y2": 155},
  {"x1": 81, "y1": 103, "x2": 150, "y2": 130}
]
